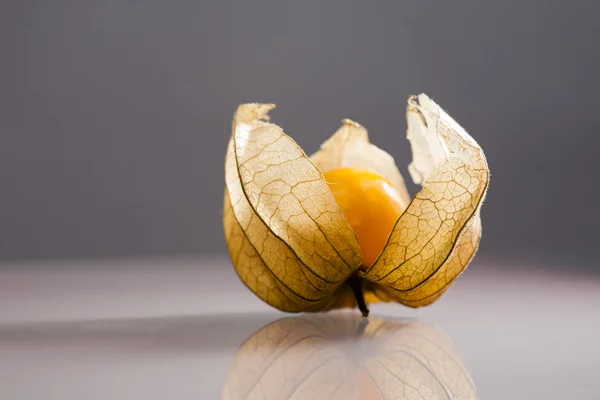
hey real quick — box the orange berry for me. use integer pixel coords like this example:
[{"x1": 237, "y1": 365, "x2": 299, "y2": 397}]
[{"x1": 324, "y1": 167, "x2": 406, "y2": 268}]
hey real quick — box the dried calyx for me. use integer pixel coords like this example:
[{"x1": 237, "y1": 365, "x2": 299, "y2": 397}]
[{"x1": 223, "y1": 94, "x2": 489, "y2": 316}]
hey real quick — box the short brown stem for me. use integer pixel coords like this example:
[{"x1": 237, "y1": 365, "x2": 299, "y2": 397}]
[{"x1": 348, "y1": 274, "x2": 369, "y2": 317}]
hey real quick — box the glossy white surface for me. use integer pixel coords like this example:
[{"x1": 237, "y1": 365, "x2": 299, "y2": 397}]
[{"x1": 0, "y1": 256, "x2": 599, "y2": 399}]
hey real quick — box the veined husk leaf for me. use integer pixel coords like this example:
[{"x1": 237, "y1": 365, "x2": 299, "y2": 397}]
[
  {"x1": 360, "y1": 94, "x2": 489, "y2": 307},
  {"x1": 223, "y1": 104, "x2": 362, "y2": 312},
  {"x1": 223, "y1": 314, "x2": 478, "y2": 400}
]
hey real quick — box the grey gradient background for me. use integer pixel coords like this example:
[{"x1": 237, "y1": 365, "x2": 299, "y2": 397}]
[{"x1": 1, "y1": 1, "x2": 598, "y2": 266}]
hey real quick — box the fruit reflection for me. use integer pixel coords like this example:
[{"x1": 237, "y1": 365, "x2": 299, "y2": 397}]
[{"x1": 223, "y1": 313, "x2": 477, "y2": 399}]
